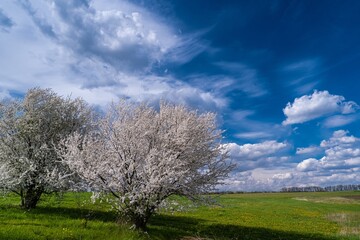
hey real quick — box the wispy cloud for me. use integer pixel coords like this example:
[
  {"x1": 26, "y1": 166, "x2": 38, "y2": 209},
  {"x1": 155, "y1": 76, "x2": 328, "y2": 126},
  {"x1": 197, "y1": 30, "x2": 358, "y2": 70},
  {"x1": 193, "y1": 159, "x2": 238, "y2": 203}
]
[
  {"x1": 165, "y1": 30, "x2": 211, "y2": 64},
  {"x1": 323, "y1": 114, "x2": 359, "y2": 128},
  {"x1": 229, "y1": 109, "x2": 290, "y2": 141},
  {"x1": 235, "y1": 131, "x2": 273, "y2": 139},
  {"x1": 281, "y1": 58, "x2": 322, "y2": 95},
  {"x1": 215, "y1": 62, "x2": 268, "y2": 98},
  {"x1": 296, "y1": 146, "x2": 322, "y2": 155}
]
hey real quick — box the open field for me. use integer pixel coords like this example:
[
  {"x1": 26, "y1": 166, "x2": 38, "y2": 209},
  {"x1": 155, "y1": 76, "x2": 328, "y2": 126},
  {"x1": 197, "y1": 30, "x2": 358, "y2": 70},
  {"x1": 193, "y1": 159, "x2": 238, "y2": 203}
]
[{"x1": 0, "y1": 191, "x2": 359, "y2": 239}]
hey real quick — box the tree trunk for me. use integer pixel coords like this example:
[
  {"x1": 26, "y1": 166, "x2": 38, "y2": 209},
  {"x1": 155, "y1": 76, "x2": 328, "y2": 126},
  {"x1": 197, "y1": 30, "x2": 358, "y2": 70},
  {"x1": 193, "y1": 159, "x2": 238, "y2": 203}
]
[
  {"x1": 21, "y1": 186, "x2": 43, "y2": 210},
  {"x1": 133, "y1": 216, "x2": 149, "y2": 231},
  {"x1": 130, "y1": 206, "x2": 156, "y2": 231}
]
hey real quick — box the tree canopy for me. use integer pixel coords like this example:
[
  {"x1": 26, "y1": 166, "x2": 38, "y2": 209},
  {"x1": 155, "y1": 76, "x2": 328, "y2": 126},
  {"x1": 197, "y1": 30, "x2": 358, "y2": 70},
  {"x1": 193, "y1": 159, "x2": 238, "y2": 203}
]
[
  {"x1": 0, "y1": 88, "x2": 94, "y2": 209},
  {"x1": 59, "y1": 100, "x2": 232, "y2": 230}
]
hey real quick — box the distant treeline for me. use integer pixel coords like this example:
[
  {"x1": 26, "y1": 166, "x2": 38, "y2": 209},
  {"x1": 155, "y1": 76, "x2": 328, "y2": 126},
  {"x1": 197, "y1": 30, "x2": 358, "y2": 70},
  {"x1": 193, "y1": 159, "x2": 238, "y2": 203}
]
[{"x1": 281, "y1": 184, "x2": 360, "y2": 192}]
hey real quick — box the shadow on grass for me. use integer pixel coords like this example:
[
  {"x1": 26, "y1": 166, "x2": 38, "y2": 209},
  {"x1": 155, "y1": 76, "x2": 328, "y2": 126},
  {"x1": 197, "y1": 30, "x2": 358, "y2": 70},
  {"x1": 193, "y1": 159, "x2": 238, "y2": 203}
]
[
  {"x1": 1, "y1": 193, "x2": 117, "y2": 223},
  {"x1": 149, "y1": 214, "x2": 204, "y2": 239},
  {"x1": 148, "y1": 214, "x2": 338, "y2": 240},
  {"x1": 29, "y1": 206, "x2": 118, "y2": 223}
]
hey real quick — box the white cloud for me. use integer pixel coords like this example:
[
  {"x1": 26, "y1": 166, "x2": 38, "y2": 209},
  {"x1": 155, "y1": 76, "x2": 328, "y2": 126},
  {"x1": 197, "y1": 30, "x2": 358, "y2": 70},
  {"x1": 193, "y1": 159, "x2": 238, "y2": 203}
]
[
  {"x1": 221, "y1": 167, "x2": 360, "y2": 192},
  {"x1": 235, "y1": 131, "x2": 273, "y2": 139},
  {"x1": 222, "y1": 130, "x2": 360, "y2": 192},
  {"x1": 283, "y1": 90, "x2": 358, "y2": 125},
  {"x1": 222, "y1": 164, "x2": 360, "y2": 192},
  {"x1": 320, "y1": 130, "x2": 358, "y2": 148},
  {"x1": 323, "y1": 115, "x2": 358, "y2": 128},
  {"x1": 230, "y1": 110, "x2": 256, "y2": 120},
  {"x1": 220, "y1": 168, "x2": 297, "y2": 192},
  {"x1": 33, "y1": 0, "x2": 179, "y2": 73},
  {"x1": 223, "y1": 141, "x2": 291, "y2": 172},
  {"x1": 225, "y1": 141, "x2": 289, "y2": 159},
  {"x1": 297, "y1": 130, "x2": 360, "y2": 172},
  {"x1": 296, "y1": 158, "x2": 319, "y2": 172},
  {"x1": 296, "y1": 146, "x2": 322, "y2": 155},
  {"x1": 220, "y1": 170, "x2": 276, "y2": 192},
  {"x1": 0, "y1": 0, "x2": 224, "y2": 110},
  {"x1": 272, "y1": 172, "x2": 293, "y2": 180}
]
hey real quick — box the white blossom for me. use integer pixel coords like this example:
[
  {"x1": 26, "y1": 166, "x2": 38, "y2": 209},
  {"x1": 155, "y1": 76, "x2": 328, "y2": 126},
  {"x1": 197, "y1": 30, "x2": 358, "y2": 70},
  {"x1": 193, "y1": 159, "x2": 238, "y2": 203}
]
[
  {"x1": 59, "y1": 100, "x2": 232, "y2": 230},
  {"x1": 0, "y1": 88, "x2": 94, "y2": 209}
]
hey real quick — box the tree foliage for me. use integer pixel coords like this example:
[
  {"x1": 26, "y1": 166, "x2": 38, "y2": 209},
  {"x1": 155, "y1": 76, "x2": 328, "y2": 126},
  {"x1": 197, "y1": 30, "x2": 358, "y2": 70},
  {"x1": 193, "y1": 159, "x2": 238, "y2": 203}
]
[
  {"x1": 0, "y1": 88, "x2": 94, "y2": 209},
  {"x1": 59, "y1": 101, "x2": 232, "y2": 230}
]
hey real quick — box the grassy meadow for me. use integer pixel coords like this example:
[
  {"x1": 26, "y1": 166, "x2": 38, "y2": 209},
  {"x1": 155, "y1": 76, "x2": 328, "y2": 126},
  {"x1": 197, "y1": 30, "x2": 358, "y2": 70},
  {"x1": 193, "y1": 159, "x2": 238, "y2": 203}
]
[{"x1": 0, "y1": 191, "x2": 359, "y2": 240}]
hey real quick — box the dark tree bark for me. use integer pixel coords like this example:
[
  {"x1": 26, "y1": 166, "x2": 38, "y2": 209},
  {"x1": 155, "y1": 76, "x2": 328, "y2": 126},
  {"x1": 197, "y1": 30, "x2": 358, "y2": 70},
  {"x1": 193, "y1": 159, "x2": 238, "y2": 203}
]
[
  {"x1": 20, "y1": 186, "x2": 44, "y2": 209},
  {"x1": 132, "y1": 214, "x2": 150, "y2": 231}
]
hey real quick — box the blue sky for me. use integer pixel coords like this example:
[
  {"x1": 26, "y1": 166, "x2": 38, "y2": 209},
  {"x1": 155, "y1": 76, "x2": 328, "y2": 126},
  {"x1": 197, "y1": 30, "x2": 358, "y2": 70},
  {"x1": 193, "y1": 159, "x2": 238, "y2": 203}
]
[{"x1": 1, "y1": 0, "x2": 360, "y2": 191}]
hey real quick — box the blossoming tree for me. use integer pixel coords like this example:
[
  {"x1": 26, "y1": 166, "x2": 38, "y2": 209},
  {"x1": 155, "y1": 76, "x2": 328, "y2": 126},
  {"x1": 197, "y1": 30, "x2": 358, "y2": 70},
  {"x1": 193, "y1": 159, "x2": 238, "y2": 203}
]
[
  {"x1": 0, "y1": 88, "x2": 94, "y2": 209},
  {"x1": 59, "y1": 101, "x2": 232, "y2": 230}
]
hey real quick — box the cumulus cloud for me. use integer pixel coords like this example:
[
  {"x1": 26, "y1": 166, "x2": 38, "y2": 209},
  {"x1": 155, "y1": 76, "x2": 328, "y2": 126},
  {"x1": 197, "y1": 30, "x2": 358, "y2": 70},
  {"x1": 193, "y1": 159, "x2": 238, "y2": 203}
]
[
  {"x1": 283, "y1": 90, "x2": 358, "y2": 125},
  {"x1": 296, "y1": 158, "x2": 320, "y2": 171},
  {"x1": 221, "y1": 166, "x2": 360, "y2": 192},
  {"x1": 225, "y1": 140, "x2": 289, "y2": 159},
  {"x1": 21, "y1": 0, "x2": 208, "y2": 75},
  {"x1": 222, "y1": 130, "x2": 360, "y2": 191},
  {"x1": 220, "y1": 168, "x2": 298, "y2": 192},
  {"x1": 0, "y1": 0, "x2": 224, "y2": 110},
  {"x1": 24, "y1": 0, "x2": 178, "y2": 74},
  {"x1": 220, "y1": 170, "x2": 276, "y2": 192},
  {"x1": 223, "y1": 141, "x2": 290, "y2": 172},
  {"x1": 297, "y1": 130, "x2": 360, "y2": 172},
  {"x1": 320, "y1": 130, "x2": 359, "y2": 148},
  {"x1": 272, "y1": 172, "x2": 293, "y2": 180}
]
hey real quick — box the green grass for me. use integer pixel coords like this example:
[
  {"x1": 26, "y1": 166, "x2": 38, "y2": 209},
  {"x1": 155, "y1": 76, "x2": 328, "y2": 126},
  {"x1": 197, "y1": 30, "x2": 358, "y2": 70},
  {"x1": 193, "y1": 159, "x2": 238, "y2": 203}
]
[
  {"x1": 150, "y1": 192, "x2": 360, "y2": 240},
  {"x1": 0, "y1": 192, "x2": 145, "y2": 240},
  {"x1": 0, "y1": 191, "x2": 359, "y2": 239}
]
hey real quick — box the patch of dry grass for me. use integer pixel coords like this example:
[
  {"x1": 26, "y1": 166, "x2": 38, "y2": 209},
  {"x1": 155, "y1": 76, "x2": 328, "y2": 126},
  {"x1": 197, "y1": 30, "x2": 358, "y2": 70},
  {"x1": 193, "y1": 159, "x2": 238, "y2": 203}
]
[
  {"x1": 327, "y1": 212, "x2": 360, "y2": 239},
  {"x1": 294, "y1": 196, "x2": 360, "y2": 204}
]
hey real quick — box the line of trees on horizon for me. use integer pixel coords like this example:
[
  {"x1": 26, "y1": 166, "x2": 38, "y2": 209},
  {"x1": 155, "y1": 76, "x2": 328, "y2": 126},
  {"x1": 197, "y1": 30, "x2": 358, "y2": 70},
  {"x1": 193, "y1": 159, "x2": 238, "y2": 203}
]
[
  {"x1": 214, "y1": 184, "x2": 360, "y2": 194},
  {"x1": 281, "y1": 184, "x2": 360, "y2": 192}
]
